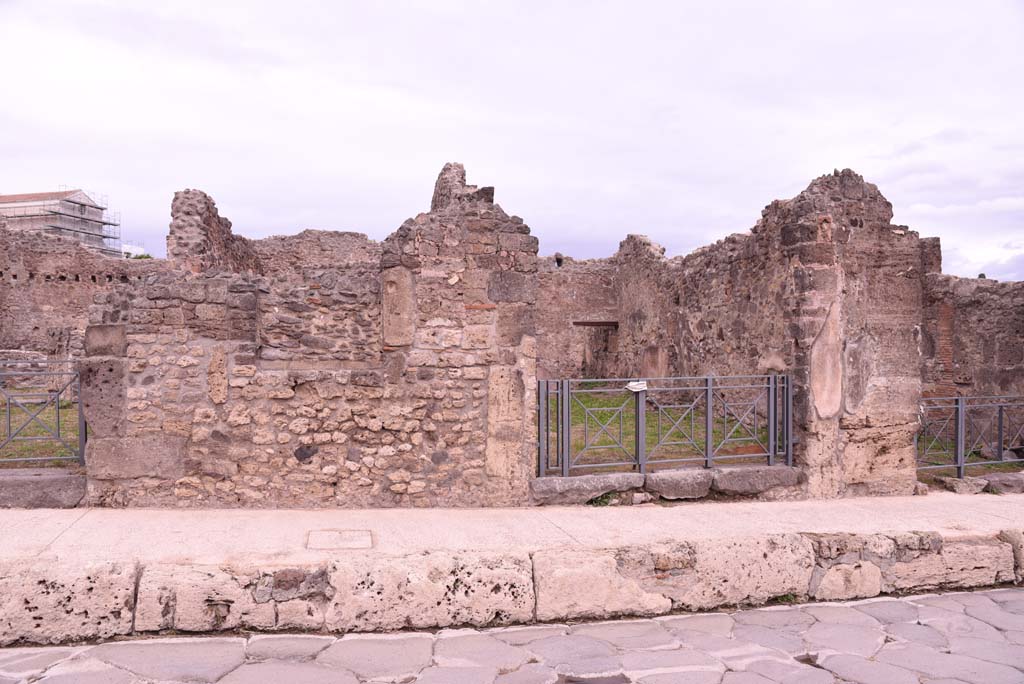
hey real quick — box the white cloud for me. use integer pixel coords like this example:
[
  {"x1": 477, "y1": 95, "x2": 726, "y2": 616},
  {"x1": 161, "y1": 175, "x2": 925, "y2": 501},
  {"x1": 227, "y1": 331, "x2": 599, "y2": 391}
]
[{"x1": 1, "y1": 0, "x2": 1022, "y2": 278}]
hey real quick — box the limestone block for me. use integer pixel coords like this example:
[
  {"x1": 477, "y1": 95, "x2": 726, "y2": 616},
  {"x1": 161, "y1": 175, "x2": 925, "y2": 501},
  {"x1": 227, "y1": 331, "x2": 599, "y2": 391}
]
[
  {"x1": 488, "y1": 271, "x2": 536, "y2": 304},
  {"x1": 382, "y1": 267, "x2": 414, "y2": 347},
  {"x1": 135, "y1": 565, "x2": 274, "y2": 632},
  {"x1": 530, "y1": 473, "x2": 645, "y2": 505},
  {"x1": 996, "y1": 529, "x2": 1024, "y2": 582},
  {"x1": 78, "y1": 358, "x2": 126, "y2": 438},
  {"x1": 0, "y1": 561, "x2": 137, "y2": 646},
  {"x1": 882, "y1": 538, "x2": 1015, "y2": 592},
  {"x1": 809, "y1": 302, "x2": 843, "y2": 420},
  {"x1": 644, "y1": 469, "x2": 713, "y2": 500},
  {"x1": 711, "y1": 466, "x2": 801, "y2": 496},
  {"x1": 636, "y1": 535, "x2": 816, "y2": 610},
  {"x1": 324, "y1": 552, "x2": 534, "y2": 631},
  {"x1": 0, "y1": 469, "x2": 85, "y2": 509},
  {"x1": 810, "y1": 561, "x2": 882, "y2": 600},
  {"x1": 84, "y1": 324, "x2": 127, "y2": 357},
  {"x1": 207, "y1": 346, "x2": 228, "y2": 405},
  {"x1": 532, "y1": 550, "x2": 671, "y2": 621},
  {"x1": 983, "y1": 472, "x2": 1024, "y2": 494},
  {"x1": 936, "y1": 476, "x2": 988, "y2": 495},
  {"x1": 86, "y1": 435, "x2": 186, "y2": 480}
]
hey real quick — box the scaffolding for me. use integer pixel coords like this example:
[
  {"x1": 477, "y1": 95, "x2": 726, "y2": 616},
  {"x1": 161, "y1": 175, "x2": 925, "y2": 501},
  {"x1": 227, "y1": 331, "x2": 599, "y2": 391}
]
[{"x1": 0, "y1": 189, "x2": 122, "y2": 257}]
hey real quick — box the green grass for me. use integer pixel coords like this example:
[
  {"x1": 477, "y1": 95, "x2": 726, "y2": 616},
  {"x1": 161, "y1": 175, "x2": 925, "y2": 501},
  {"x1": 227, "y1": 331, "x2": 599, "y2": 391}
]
[
  {"x1": 0, "y1": 391, "x2": 82, "y2": 467},
  {"x1": 916, "y1": 425, "x2": 1024, "y2": 485},
  {"x1": 544, "y1": 385, "x2": 777, "y2": 474}
]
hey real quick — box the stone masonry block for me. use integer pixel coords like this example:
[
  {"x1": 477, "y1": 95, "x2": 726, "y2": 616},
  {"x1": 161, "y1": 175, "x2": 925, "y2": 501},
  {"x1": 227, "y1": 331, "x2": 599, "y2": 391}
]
[
  {"x1": 530, "y1": 473, "x2": 644, "y2": 505},
  {"x1": 711, "y1": 465, "x2": 801, "y2": 496},
  {"x1": 78, "y1": 358, "x2": 126, "y2": 438},
  {"x1": 84, "y1": 324, "x2": 127, "y2": 357},
  {"x1": 644, "y1": 469, "x2": 713, "y2": 500},
  {"x1": 86, "y1": 434, "x2": 187, "y2": 480}
]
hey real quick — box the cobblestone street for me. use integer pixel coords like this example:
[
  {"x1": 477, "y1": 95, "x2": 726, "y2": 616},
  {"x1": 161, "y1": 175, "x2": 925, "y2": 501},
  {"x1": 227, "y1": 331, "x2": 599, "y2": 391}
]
[{"x1": 2, "y1": 588, "x2": 1023, "y2": 683}]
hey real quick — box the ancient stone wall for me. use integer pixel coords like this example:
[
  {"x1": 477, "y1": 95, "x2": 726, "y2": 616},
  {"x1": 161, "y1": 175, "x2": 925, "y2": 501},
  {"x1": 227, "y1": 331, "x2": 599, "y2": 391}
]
[
  {"x1": 82, "y1": 164, "x2": 538, "y2": 508},
  {"x1": 922, "y1": 274, "x2": 1024, "y2": 396},
  {"x1": 166, "y1": 190, "x2": 263, "y2": 274},
  {"x1": 0, "y1": 229, "x2": 165, "y2": 357}
]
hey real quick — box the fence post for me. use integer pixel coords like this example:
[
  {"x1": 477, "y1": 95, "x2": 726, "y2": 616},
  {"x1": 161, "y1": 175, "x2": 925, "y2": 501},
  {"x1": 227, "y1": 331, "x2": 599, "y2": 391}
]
[
  {"x1": 537, "y1": 381, "x2": 548, "y2": 477},
  {"x1": 955, "y1": 396, "x2": 966, "y2": 478},
  {"x1": 996, "y1": 404, "x2": 1004, "y2": 462},
  {"x1": 704, "y1": 376, "x2": 714, "y2": 468},
  {"x1": 767, "y1": 375, "x2": 777, "y2": 466},
  {"x1": 77, "y1": 372, "x2": 87, "y2": 465},
  {"x1": 784, "y1": 375, "x2": 793, "y2": 467},
  {"x1": 560, "y1": 380, "x2": 571, "y2": 477},
  {"x1": 635, "y1": 387, "x2": 647, "y2": 474}
]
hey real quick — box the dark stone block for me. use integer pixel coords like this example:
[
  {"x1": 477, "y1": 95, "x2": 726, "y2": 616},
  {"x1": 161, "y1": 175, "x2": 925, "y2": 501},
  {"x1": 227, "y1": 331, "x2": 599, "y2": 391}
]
[{"x1": 84, "y1": 324, "x2": 127, "y2": 357}]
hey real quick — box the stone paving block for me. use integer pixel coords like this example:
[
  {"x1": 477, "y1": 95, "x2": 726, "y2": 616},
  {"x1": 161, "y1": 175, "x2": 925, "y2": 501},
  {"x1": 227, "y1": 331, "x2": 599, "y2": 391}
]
[
  {"x1": 245, "y1": 634, "x2": 335, "y2": 660},
  {"x1": 948, "y1": 635, "x2": 1024, "y2": 670},
  {"x1": 721, "y1": 672, "x2": 775, "y2": 684},
  {"x1": 982, "y1": 472, "x2": 1024, "y2": 494},
  {"x1": 657, "y1": 613, "x2": 735, "y2": 636},
  {"x1": 489, "y1": 625, "x2": 567, "y2": 645},
  {"x1": 33, "y1": 657, "x2": 141, "y2": 684},
  {"x1": 875, "y1": 642, "x2": 1024, "y2": 684},
  {"x1": 886, "y1": 622, "x2": 948, "y2": 648},
  {"x1": 494, "y1": 663, "x2": 558, "y2": 684},
  {"x1": 220, "y1": 660, "x2": 357, "y2": 684},
  {"x1": 619, "y1": 648, "x2": 725, "y2": 679},
  {"x1": 852, "y1": 598, "x2": 919, "y2": 623},
  {"x1": 529, "y1": 473, "x2": 644, "y2": 505},
  {"x1": 0, "y1": 647, "x2": 80, "y2": 678},
  {"x1": 524, "y1": 635, "x2": 621, "y2": 677},
  {"x1": 817, "y1": 653, "x2": 920, "y2": 684},
  {"x1": 638, "y1": 673, "x2": 723, "y2": 684},
  {"x1": 801, "y1": 604, "x2": 880, "y2": 627},
  {"x1": 802, "y1": 623, "x2": 884, "y2": 658},
  {"x1": 746, "y1": 658, "x2": 836, "y2": 684},
  {"x1": 733, "y1": 624, "x2": 806, "y2": 655},
  {"x1": 434, "y1": 634, "x2": 530, "y2": 671},
  {"x1": 916, "y1": 606, "x2": 1005, "y2": 641},
  {"x1": 317, "y1": 633, "x2": 433, "y2": 681},
  {"x1": 325, "y1": 552, "x2": 534, "y2": 631},
  {"x1": 963, "y1": 601, "x2": 1024, "y2": 631},
  {"x1": 733, "y1": 607, "x2": 815, "y2": 632},
  {"x1": 570, "y1": 619, "x2": 679, "y2": 650},
  {"x1": 711, "y1": 465, "x2": 801, "y2": 495},
  {"x1": 0, "y1": 469, "x2": 86, "y2": 509},
  {"x1": 88, "y1": 637, "x2": 246, "y2": 682},
  {"x1": 416, "y1": 666, "x2": 500, "y2": 683}
]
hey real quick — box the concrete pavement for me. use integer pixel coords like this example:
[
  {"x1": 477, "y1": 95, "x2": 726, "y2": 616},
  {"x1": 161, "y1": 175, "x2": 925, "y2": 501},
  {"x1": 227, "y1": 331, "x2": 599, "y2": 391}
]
[{"x1": 3, "y1": 588, "x2": 1024, "y2": 683}]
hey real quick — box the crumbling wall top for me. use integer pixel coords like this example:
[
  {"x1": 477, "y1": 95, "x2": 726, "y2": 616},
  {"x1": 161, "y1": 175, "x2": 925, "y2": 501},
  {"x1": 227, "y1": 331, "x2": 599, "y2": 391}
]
[{"x1": 430, "y1": 162, "x2": 496, "y2": 212}]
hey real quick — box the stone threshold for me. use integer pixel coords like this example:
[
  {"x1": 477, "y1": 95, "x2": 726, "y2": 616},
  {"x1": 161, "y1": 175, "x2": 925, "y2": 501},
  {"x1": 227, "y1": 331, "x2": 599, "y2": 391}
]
[{"x1": 2, "y1": 504, "x2": 1022, "y2": 645}]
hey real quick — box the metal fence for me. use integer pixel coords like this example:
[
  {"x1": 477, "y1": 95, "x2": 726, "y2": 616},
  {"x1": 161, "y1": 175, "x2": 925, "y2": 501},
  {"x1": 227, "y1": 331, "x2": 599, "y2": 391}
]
[
  {"x1": 0, "y1": 359, "x2": 86, "y2": 465},
  {"x1": 917, "y1": 395, "x2": 1024, "y2": 478},
  {"x1": 537, "y1": 374, "x2": 792, "y2": 477}
]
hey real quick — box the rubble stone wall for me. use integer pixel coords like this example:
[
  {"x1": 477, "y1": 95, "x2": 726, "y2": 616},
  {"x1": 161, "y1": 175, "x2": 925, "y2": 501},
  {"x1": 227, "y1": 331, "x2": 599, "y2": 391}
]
[
  {"x1": 922, "y1": 274, "x2": 1024, "y2": 396},
  {"x1": 0, "y1": 229, "x2": 165, "y2": 357},
  {"x1": 166, "y1": 190, "x2": 263, "y2": 274},
  {"x1": 82, "y1": 164, "x2": 538, "y2": 508}
]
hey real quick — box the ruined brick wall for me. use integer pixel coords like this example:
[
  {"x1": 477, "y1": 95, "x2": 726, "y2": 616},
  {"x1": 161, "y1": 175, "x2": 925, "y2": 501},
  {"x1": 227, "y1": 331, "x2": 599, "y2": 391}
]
[
  {"x1": 252, "y1": 230, "x2": 381, "y2": 275},
  {"x1": 166, "y1": 190, "x2": 263, "y2": 274},
  {"x1": 536, "y1": 256, "x2": 618, "y2": 379},
  {"x1": 82, "y1": 164, "x2": 538, "y2": 508},
  {"x1": 0, "y1": 229, "x2": 165, "y2": 356},
  {"x1": 534, "y1": 171, "x2": 929, "y2": 498},
  {"x1": 922, "y1": 274, "x2": 1024, "y2": 396}
]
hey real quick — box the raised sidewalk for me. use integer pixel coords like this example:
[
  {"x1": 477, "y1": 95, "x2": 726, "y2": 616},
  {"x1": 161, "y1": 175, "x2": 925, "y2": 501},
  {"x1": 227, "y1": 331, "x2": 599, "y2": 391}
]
[{"x1": 2, "y1": 493, "x2": 1023, "y2": 645}]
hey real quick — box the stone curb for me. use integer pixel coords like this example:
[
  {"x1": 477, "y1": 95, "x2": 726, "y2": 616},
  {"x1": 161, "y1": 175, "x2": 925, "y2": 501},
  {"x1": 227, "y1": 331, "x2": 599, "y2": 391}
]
[{"x1": 2, "y1": 527, "x2": 1020, "y2": 646}]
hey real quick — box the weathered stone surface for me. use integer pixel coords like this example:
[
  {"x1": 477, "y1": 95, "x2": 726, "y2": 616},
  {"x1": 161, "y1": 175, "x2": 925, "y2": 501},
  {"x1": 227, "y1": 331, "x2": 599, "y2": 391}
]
[
  {"x1": 882, "y1": 538, "x2": 1016, "y2": 591},
  {"x1": 83, "y1": 324, "x2": 127, "y2": 357},
  {"x1": 810, "y1": 561, "x2": 882, "y2": 600},
  {"x1": 936, "y1": 476, "x2": 988, "y2": 495},
  {"x1": 0, "y1": 469, "x2": 85, "y2": 509},
  {"x1": 245, "y1": 634, "x2": 334, "y2": 660},
  {"x1": 524, "y1": 635, "x2": 621, "y2": 677},
  {"x1": 644, "y1": 469, "x2": 714, "y2": 500},
  {"x1": 416, "y1": 666, "x2": 500, "y2": 684},
  {"x1": 381, "y1": 267, "x2": 414, "y2": 347},
  {"x1": 529, "y1": 473, "x2": 644, "y2": 505},
  {"x1": 31, "y1": 657, "x2": 140, "y2": 684},
  {"x1": 533, "y1": 550, "x2": 672, "y2": 621},
  {"x1": 134, "y1": 565, "x2": 275, "y2": 632},
  {"x1": 997, "y1": 528, "x2": 1024, "y2": 582},
  {"x1": 316, "y1": 634, "x2": 433, "y2": 681},
  {"x1": 571, "y1": 620, "x2": 678, "y2": 650},
  {"x1": 434, "y1": 634, "x2": 530, "y2": 671},
  {"x1": 983, "y1": 472, "x2": 1024, "y2": 494},
  {"x1": 803, "y1": 622, "x2": 884, "y2": 658},
  {"x1": 89, "y1": 637, "x2": 246, "y2": 682},
  {"x1": 85, "y1": 435, "x2": 186, "y2": 481},
  {"x1": 712, "y1": 466, "x2": 802, "y2": 496},
  {"x1": 324, "y1": 552, "x2": 534, "y2": 631},
  {"x1": 220, "y1": 661, "x2": 356, "y2": 684},
  {"x1": 875, "y1": 642, "x2": 1024, "y2": 683},
  {"x1": 0, "y1": 562, "x2": 137, "y2": 646}
]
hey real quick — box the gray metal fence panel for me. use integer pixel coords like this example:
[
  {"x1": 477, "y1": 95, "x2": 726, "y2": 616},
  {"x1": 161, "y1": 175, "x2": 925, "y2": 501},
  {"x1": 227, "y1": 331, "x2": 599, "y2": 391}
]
[
  {"x1": 0, "y1": 359, "x2": 85, "y2": 465},
  {"x1": 918, "y1": 394, "x2": 1024, "y2": 477}
]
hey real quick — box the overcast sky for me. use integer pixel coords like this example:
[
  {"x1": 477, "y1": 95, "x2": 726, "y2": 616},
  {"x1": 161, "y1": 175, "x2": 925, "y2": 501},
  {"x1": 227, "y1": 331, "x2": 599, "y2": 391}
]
[{"x1": 1, "y1": 1, "x2": 1022, "y2": 279}]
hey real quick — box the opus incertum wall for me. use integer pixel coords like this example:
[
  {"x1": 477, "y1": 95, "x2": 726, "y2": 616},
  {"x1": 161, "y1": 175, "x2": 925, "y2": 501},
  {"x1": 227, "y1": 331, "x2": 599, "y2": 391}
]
[{"x1": 1, "y1": 164, "x2": 1020, "y2": 507}]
